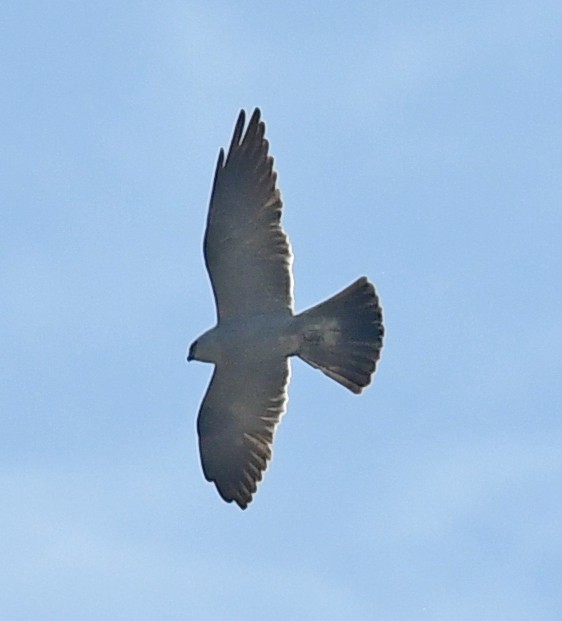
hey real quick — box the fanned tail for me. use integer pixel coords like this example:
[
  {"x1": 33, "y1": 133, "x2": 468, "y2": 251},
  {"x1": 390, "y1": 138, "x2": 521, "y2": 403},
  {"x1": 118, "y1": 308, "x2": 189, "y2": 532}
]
[{"x1": 296, "y1": 277, "x2": 384, "y2": 393}]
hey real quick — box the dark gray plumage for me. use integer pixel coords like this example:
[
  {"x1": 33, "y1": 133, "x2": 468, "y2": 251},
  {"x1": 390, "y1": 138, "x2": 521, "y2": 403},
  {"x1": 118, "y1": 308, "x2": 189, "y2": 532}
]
[{"x1": 188, "y1": 109, "x2": 384, "y2": 509}]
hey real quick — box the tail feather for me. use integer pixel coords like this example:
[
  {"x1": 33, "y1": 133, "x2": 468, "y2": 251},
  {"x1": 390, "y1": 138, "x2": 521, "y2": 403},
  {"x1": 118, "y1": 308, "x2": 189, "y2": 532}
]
[{"x1": 296, "y1": 277, "x2": 384, "y2": 393}]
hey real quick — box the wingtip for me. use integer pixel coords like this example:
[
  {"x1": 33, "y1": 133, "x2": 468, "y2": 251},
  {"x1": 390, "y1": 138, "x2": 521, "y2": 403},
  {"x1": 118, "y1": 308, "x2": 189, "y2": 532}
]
[
  {"x1": 236, "y1": 108, "x2": 246, "y2": 127},
  {"x1": 250, "y1": 107, "x2": 261, "y2": 123},
  {"x1": 228, "y1": 110, "x2": 247, "y2": 154},
  {"x1": 216, "y1": 483, "x2": 253, "y2": 510},
  {"x1": 244, "y1": 107, "x2": 263, "y2": 141},
  {"x1": 225, "y1": 107, "x2": 263, "y2": 160},
  {"x1": 235, "y1": 498, "x2": 250, "y2": 511}
]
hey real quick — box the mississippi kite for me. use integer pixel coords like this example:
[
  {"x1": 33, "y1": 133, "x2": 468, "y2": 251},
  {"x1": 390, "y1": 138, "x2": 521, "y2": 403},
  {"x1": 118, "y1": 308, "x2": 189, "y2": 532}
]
[{"x1": 188, "y1": 109, "x2": 384, "y2": 509}]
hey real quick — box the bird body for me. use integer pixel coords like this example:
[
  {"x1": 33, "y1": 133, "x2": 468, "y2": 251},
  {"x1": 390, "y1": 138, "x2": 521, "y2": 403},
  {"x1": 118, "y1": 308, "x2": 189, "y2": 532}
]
[
  {"x1": 189, "y1": 312, "x2": 299, "y2": 364},
  {"x1": 188, "y1": 109, "x2": 384, "y2": 509}
]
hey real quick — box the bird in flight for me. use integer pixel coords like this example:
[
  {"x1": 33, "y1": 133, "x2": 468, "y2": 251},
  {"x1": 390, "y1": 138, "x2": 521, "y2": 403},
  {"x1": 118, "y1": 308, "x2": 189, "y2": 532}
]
[{"x1": 188, "y1": 109, "x2": 384, "y2": 509}]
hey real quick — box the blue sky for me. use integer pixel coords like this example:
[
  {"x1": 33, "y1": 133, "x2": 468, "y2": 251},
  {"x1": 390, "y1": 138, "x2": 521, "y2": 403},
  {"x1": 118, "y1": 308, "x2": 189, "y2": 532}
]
[{"x1": 2, "y1": 1, "x2": 562, "y2": 619}]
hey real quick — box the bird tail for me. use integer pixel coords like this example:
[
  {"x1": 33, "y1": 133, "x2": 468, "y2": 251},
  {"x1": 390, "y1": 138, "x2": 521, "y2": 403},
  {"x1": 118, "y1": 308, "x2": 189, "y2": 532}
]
[{"x1": 296, "y1": 277, "x2": 384, "y2": 394}]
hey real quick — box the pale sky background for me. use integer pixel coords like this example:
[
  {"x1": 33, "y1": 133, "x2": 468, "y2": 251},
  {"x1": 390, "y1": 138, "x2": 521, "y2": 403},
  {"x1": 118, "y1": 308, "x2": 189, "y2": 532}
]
[{"x1": 2, "y1": 1, "x2": 562, "y2": 619}]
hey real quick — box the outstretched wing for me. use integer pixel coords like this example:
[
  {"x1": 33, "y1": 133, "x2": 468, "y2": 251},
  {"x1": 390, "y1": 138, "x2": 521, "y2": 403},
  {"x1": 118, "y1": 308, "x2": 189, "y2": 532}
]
[
  {"x1": 203, "y1": 108, "x2": 294, "y2": 321},
  {"x1": 197, "y1": 356, "x2": 290, "y2": 509}
]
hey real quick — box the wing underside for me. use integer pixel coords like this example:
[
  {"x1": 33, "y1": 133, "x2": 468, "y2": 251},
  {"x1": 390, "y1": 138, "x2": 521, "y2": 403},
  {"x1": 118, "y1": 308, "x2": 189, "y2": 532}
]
[
  {"x1": 197, "y1": 356, "x2": 290, "y2": 509},
  {"x1": 203, "y1": 109, "x2": 294, "y2": 320}
]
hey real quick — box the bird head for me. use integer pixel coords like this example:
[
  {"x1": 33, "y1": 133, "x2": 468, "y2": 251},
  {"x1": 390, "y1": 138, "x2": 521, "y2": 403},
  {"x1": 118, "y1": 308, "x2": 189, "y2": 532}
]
[{"x1": 187, "y1": 340, "x2": 198, "y2": 361}]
